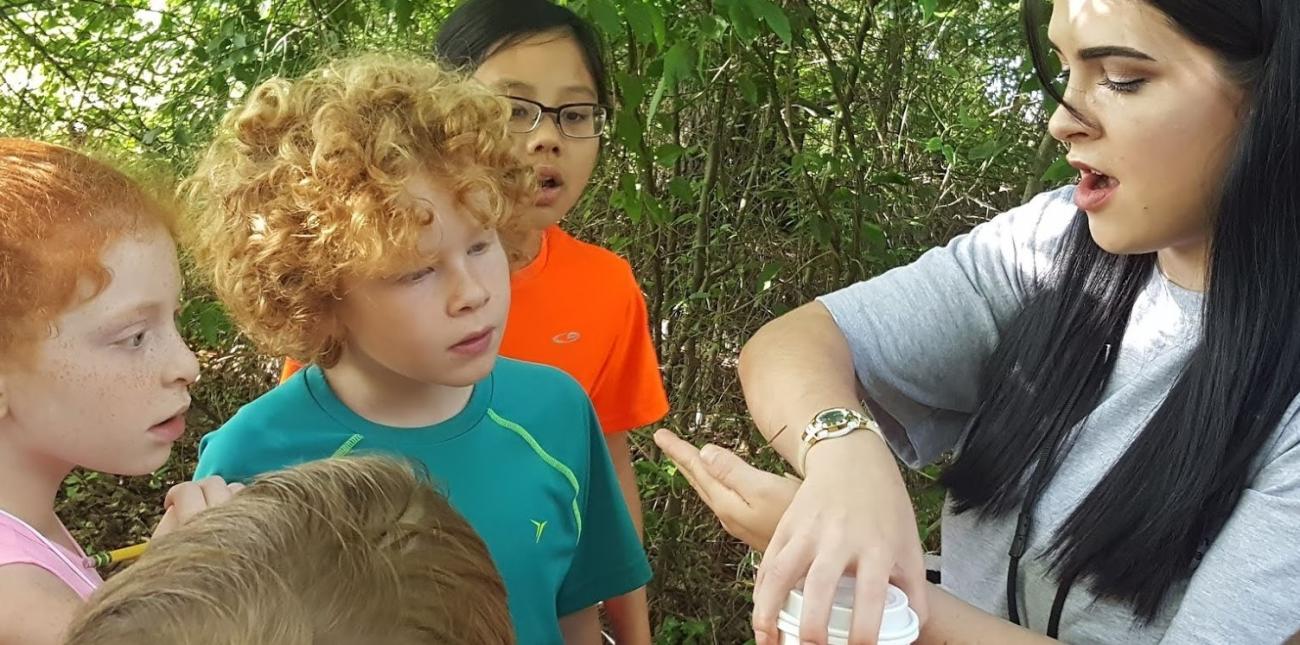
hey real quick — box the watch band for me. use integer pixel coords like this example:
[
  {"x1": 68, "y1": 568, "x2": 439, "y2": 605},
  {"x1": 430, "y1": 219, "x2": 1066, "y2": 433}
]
[{"x1": 796, "y1": 408, "x2": 885, "y2": 477}]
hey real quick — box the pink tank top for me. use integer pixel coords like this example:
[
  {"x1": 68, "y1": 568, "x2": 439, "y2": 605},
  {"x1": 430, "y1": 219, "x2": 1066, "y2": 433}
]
[{"x1": 0, "y1": 509, "x2": 103, "y2": 599}]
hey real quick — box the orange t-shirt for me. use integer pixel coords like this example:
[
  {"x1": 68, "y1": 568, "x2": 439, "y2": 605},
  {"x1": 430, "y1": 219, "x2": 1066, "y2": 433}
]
[
  {"x1": 501, "y1": 226, "x2": 669, "y2": 434},
  {"x1": 279, "y1": 226, "x2": 669, "y2": 435}
]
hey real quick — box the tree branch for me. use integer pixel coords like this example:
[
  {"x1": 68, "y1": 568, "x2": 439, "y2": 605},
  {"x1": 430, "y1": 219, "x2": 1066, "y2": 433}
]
[{"x1": 0, "y1": 11, "x2": 80, "y2": 86}]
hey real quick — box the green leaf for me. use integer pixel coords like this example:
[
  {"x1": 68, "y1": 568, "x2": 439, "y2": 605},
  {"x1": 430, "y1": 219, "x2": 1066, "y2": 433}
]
[
  {"x1": 727, "y1": 0, "x2": 760, "y2": 40},
  {"x1": 616, "y1": 71, "x2": 646, "y2": 108},
  {"x1": 739, "y1": 76, "x2": 759, "y2": 104},
  {"x1": 646, "y1": 74, "x2": 669, "y2": 131},
  {"x1": 919, "y1": 0, "x2": 938, "y2": 20},
  {"x1": 807, "y1": 215, "x2": 833, "y2": 246},
  {"x1": 746, "y1": 0, "x2": 793, "y2": 45},
  {"x1": 655, "y1": 143, "x2": 685, "y2": 167},
  {"x1": 391, "y1": 0, "x2": 414, "y2": 32},
  {"x1": 924, "y1": 136, "x2": 944, "y2": 153},
  {"x1": 180, "y1": 300, "x2": 232, "y2": 347},
  {"x1": 586, "y1": 0, "x2": 623, "y2": 35},
  {"x1": 1042, "y1": 155, "x2": 1075, "y2": 183},
  {"x1": 698, "y1": 12, "x2": 727, "y2": 40},
  {"x1": 791, "y1": 151, "x2": 818, "y2": 173},
  {"x1": 860, "y1": 221, "x2": 886, "y2": 251},
  {"x1": 614, "y1": 111, "x2": 644, "y2": 150},
  {"x1": 968, "y1": 139, "x2": 1002, "y2": 161},
  {"x1": 649, "y1": 1, "x2": 668, "y2": 45},
  {"x1": 756, "y1": 261, "x2": 781, "y2": 293},
  {"x1": 647, "y1": 42, "x2": 693, "y2": 124},
  {"x1": 625, "y1": 0, "x2": 658, "y2": 45},
  {"x1": 668, "y1": 177, "x2": 695, "y2": 202},
  {"x1": 619, "y1": 173, "x2": 643, "y2": 223},
  {"x1": 872, "y1": 171, "x2": 913, "y2": 186},
  {"x1": 644, "y1": 193, "x2": 669, "y2": 224},
  {"x1": 663, "y1": 41, "x2": 695, "y2": 87}
]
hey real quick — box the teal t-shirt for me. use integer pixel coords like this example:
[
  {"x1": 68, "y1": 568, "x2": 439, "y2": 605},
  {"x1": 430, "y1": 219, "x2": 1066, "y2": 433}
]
[{"x1": 195, "y1": 358, "x2": 652, "y2": 643}]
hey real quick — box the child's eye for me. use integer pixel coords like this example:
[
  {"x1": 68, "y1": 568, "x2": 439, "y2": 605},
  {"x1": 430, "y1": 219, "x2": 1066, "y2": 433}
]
[
  {"x1": 469, "y1": 241, "x2": 492, "y2": 255},
  {"x1": 400, "y1": 267, "x2": 435, "y2": 283},
  {"x1": 119, "y1": 330, "x2": 148, "y2": 349}
]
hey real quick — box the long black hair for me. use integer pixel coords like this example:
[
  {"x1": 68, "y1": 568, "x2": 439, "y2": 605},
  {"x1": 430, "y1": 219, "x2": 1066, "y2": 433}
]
[
  {"x1": 941, "y1": 0, "x2": 1300, "y2": 621},
  {"x1": 433, "y1": 0, "x2": 611, "y2": 106}
]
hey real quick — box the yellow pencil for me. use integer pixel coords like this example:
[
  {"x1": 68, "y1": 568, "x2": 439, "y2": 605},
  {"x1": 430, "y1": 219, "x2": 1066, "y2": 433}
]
[{"x1": 90, "y1": 542, "x2": 148, "y2": 568}]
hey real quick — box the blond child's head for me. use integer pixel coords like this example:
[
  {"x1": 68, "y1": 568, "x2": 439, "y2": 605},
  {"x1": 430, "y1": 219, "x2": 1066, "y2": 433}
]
[
  {"x1": 63, "y1": 455, "x2": 514, "y2": 645},
  {"x1": 183, "y1": 53, "x2": 531, "y2": 386},
  {"x1": 0, "y1": 138, "x2": 197, "y2": 476}
]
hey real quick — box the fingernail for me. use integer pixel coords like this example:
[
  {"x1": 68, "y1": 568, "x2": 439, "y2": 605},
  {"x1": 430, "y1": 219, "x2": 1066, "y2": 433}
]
[{"x1": 701, "y1": 445, "x2": 719, "y2": 463}]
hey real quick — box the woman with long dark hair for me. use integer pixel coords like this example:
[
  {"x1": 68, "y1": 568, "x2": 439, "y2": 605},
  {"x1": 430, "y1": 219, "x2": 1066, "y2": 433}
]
[{"x1": 657, "y1": 0, "x2": 1300, "y2": 642}]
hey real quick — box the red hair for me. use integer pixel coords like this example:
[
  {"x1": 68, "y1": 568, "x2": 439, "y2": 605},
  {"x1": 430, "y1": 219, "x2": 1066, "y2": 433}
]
[{"x1": 0, "y1": 138, "x2": 173, "y2": 366}]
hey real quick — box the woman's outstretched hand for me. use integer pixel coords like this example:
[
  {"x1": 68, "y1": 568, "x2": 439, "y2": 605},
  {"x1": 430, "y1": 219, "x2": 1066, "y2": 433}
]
[
  {"x1": 654, "y1": 429, "x2": 798, "y2": 552},
  {"x1": 656, "y1": 429, "x2": 928, "y2": 645}
]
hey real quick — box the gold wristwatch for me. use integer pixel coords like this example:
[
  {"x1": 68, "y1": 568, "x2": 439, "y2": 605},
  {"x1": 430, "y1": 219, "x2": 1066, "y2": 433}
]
[{"x1": 796, "y1": 407, "x2": 885, "y2": 477}]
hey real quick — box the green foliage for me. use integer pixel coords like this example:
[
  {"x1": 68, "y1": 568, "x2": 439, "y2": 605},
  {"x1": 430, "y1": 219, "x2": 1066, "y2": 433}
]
[{"x1": 5, "y1": 0, "x2": 1063, "y2": 640}]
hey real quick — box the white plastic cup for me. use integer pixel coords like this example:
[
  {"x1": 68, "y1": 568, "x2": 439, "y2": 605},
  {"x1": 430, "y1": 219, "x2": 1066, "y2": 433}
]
[{"x1": 775, "y1": 576, "x2": 920, "y2": 645}]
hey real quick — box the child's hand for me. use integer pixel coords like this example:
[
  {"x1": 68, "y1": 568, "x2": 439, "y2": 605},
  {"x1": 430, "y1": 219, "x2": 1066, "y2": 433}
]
[
  {"x1": 653, "y1": 429, "x2": 799, "y2": 552},
  {"x1": 152, "y1": 476, "x2": 244, "y2": 539}
]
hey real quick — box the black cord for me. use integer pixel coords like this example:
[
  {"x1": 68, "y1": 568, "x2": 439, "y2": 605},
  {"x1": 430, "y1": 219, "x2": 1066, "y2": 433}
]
[
  {"x1": 1006, "y1": 505, "x2": 1033, "y2": 626},
  {"x1": 1006, "y1": 555, "x2": 1023, "y2": 625},
  {"x1": 1046, "y1": 572, "x2": 1077, "y2": 638},
  {"x1": 1003, "y1": 342, "x2": 1114, "y2": 638},
  {"x1": 1005, "y1": 371, "x2": 1091, "y2": 633}
]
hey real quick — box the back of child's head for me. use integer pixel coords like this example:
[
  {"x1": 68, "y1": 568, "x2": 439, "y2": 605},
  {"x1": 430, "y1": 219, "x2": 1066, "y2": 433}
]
[
  {"x1": 63, "y1": 455, "x2": 514, "y2": 645},
  {"x1": 183, "y1": 53, "x2": 531, "y2": 367},
  {"x1": 434, "y1": 0, "x2": 610, "y2": 106},
  {"x1": 0, "y1": 138, "x2": 174, "y2": 368}
]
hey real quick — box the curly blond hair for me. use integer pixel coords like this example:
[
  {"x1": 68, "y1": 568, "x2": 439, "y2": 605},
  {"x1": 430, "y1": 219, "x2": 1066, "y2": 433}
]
[
  {"x1": 64, "y1": 456, "x2": 514, "y2": 645},
  {"x1": 182, "y1": 53, "x2": 531, "y2": 365}
]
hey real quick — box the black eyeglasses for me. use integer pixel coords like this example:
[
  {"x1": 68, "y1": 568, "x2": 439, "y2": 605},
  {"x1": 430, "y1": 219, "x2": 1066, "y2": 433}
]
[{"x1": 502, "y1": 95, "x2": 609, "y2": 139}]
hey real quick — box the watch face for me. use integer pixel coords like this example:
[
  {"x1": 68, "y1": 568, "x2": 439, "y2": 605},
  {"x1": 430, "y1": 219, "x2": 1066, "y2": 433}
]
[{"x1": 817, "y1": 408, "x2": 853, "y2": 428}]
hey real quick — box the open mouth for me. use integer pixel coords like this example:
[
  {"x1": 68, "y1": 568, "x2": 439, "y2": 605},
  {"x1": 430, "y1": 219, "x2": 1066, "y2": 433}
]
[
  {"x1": 1081, "y1": 168, "x2": 1115, "y2": 190},
  {"x1": 1069, "y1": 160, "x2": 1119, "y2": 211},
  {"x1": 534, "y1": 169, "x2": 565, "y2": 207},
  {"x1": 148, "y1": 405, "x2": 189, "y2": 441}
]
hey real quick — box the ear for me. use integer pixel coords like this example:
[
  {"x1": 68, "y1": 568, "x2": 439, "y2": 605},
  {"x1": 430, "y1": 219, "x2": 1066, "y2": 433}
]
[{"x1": 0, "y1": 375, "x2": 9, "y2": 421}]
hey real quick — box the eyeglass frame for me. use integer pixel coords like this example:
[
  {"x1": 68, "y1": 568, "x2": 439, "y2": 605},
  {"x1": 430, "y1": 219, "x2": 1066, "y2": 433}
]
[{"x1": 501, "y1": 95, "x2": 611, "y2": 139}]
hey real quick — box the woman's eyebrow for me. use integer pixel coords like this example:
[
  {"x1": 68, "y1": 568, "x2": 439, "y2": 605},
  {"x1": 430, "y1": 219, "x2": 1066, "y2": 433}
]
[
  {"x1": 1079, "y1": 45, "x2": 1157, "y2": 61},
  {"x1": 1049, "y1": 38, "x2": 1157, "y2": 62}
]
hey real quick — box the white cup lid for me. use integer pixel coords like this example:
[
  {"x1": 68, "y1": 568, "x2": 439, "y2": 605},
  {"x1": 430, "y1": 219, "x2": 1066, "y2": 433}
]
[{"x1": 776, "y1": 576, "x2": 920, "y2": 645}]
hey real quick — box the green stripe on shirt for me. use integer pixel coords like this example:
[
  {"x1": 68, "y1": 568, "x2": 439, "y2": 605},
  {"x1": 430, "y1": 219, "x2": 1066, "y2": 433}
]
[{"x1": 487, "y1": 408, "x2": 583, "y2": 538}]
